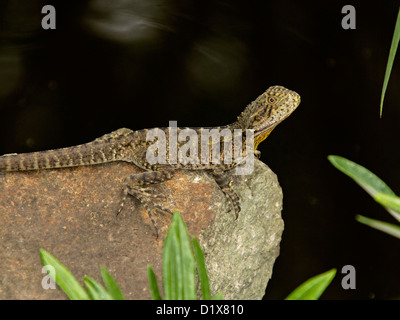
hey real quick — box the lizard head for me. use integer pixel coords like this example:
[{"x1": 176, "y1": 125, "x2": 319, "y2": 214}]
[{"x1": 236, "y1": 85, "x2": 301, "y2": 149}]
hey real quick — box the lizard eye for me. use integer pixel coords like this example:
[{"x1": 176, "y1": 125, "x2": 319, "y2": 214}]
[{"x1": 268, "y1": 97, "x2": 276, "y2": 104}]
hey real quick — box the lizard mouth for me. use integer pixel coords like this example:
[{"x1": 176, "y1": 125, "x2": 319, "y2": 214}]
[{"x1": 254, "y1": 117, "x2": 285, "y2": 136}]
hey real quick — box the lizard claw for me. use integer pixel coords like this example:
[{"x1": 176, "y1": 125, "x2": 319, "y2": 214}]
[{"x1": 226, "y1": 199, "x2": 233, "y2": 212}]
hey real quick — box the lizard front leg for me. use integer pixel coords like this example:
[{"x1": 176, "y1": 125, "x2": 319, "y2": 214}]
[
  {"x1": 212, "y1": 168, "x2": 241, "y2": 219},
  {"x1": 118, "y1": 168, "x2": 175, "y2": 237}
]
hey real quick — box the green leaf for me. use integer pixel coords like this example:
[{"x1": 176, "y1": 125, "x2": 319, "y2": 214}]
[
  {"x1": 374, "y1": 192, "x2": 400, "y2": 213},
  {"x1": 100, "y1": 266, "x2": 125, "y2": 300},
  {"x1": 285, "y1": 268, "x2": 336, "y2": 300},
  {"x1": 192, "y1": 237, "x2": 210, "y2": 300},
  {"x1": 162, "y1": 211, "x2": 196, "y2": 300},
  {"x1": 39, "y1": 249, "x2": 90, "y2": 300},
  {"x1": 83, "y1": 276, "x2": 112, "y2": 300},
  {"x1": 147, "y1": 265, "x2": 163, "y2": 300},
  {"x1": 162, "y1": 226, "x2": 174, "y2": 299},
  {"x1": 328, "y1": 155, "x2": 395, "y2": 197},
  {"x1": 176, "y1": 214, "x2": 196, "y2": 300},
  {"x1": 211, "y1": 292, "x2": 224, "y2": 300},
  {"x1": 380, "y1": 7, "x2": 400, "y2": 117},
  {"x1": 328, "y1": 155, "x2": 400, "y2": 222},
  {"x1": 356, "y1": 214, "x2": 400, "y2": 239}
]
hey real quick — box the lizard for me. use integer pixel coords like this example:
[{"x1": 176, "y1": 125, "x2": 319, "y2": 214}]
[{"x1": 0, "y1": 85, "x2": 300, "y2": 236}]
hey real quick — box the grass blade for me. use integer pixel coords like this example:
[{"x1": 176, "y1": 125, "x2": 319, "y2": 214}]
[
  {"x1": 163, "y1": 225, "x2": 177, "y2": 299},
  {"x1": 211, "y1": 293, "x2": 224, "y2": 300},
  {"x1": 356, "y1": 214, "x2": 400, "y2": 239},
  {"x1": 176, "y1": 213, "x2": 196, "y2": 300},
  {"x1": 285, "y1": 268, "x2": 336, "y2": 300},
  {"x1": 147, "y1": 265, "x2": 163, "y2": 300},
  {"x1": 328, "y1": 155, "x2": 395, "y2": 197},
  {"x1": 192, "y1": 237, "x2": 210, "y2": 300},
  {"x1": 374, "y1": 192, "x2": 400, "y2": 213},
  {"x1": 83, "y1": 276, "x2": 112, "y2": 300},
  {"x1": 162, "y1": 212, "x2": 196, "y2": 300},
  {"x1": 328, "y1": 155, "x2": 400, "y2": 222},
  {"x1": 39, "y1": 249, "x2": 90, "y2": 300},
  {"x1": 100, "y1": 266, "x2": 124, "y2": 300},
  {"x1": 380, "y1": 7, "x2": 400, "y2": 117}
]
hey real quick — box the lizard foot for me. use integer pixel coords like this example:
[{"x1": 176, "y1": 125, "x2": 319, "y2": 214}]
[
  {"x1": 213, "y1": 168, "x2": 241, "y2": 219},
  {"x1": 220, "y1": 185, "x2": 241, "y2": 219},
  {"x1": 118, "y1": 184, "x2": 173, "y2": 238}
]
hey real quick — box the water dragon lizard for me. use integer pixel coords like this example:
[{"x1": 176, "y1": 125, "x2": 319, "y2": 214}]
[{"x1": 0, "y1": 86, "x2": 300, "y2": 236}]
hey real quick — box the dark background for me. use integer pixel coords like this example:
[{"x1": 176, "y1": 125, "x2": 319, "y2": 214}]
[{"x1": 1, "y1": 0, "x2": 400, "y2": 299}]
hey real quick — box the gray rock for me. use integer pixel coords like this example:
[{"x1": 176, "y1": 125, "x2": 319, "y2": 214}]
[{"x1": 200, "y1": 159, "x2": 284, "y2": 300}]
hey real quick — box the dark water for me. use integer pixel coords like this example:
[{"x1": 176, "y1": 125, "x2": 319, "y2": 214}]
[{"x1": 1, "y1": 0, "x2": 400, "y2": 299}]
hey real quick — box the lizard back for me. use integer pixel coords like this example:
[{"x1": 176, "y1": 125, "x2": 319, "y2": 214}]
[{"x1": 0, "y1": 86, "x2": 300, "y2": 173}]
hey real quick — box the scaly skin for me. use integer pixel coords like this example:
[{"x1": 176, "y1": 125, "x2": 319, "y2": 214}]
[{"x1": 0, "y1": 85, "x2": 300, "y2": 236}]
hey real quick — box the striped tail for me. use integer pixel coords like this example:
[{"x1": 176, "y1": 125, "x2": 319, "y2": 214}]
[
  {"x1": 0, "y1": 128, "x2": 135, "y2": 172},
  {"x1": 0, "y1": 142, "x2": 118, "y2": 172}
]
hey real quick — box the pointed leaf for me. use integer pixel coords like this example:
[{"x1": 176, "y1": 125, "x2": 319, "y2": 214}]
[
  {"x1": 380, "y1": 7, "x2": 400, "y2": 117},
  {"x1": 211, "y1": 292, "x2": 224, "y2": 300},
  {"x1": 176, "y1": 213, "x2": 196, "y2": 300},
  {"x1": 356, "y1": 214, "x2": 400, "y2": 239},
  {"x1": 162, "y1": 212, "x2": 196, "y2": 300},
  {"x1": 328, "y1": 155, "x2": 400, "y2": 222},
  {"x1": 100, "y1": 266, "x2": 124, "y2": 300},
  {"x1": 84, "y1": 276, "x2": 112, "y2": 300},
  {"x1": 147, "y1": 265, "x2": 163, "y2": 300},
  {"x1": 39, "y1": 249, "x2": 90, "y2": 300},
  {"x1": 285, "y1": 269, "x2": 336, "y2": 300},
  {"x1": 192, "y1": 237, "x2": 210, "y2": 300},
  {"x1": 163, "y1": 218, "x2": 179, "y2": 299},
  {"x1": 328, "y1": 155, "x2": 395, "y2": 197},
  {"x1": 374, "y1": 192, "x2": 400, "y2": 213}
]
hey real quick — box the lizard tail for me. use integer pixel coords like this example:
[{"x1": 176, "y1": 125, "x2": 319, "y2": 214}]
[{"x1": 0, "y1": 142, "x2": 118, "y2": 172}]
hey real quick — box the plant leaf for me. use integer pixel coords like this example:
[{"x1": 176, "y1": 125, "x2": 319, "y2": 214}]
[
  {"x1": 83, "y1": 276, "x2": 112, "y2": 300},
  {"x1": 39, "y1": 249, "x2": 90, "y2": 300},
  {"x1": 176, "y1": 213, "x2": 196, "y2": 300},
  {"x1": 163, "y1": 224, "x2": 174, "y2": 299},
  {"x1": 100, "y1": 266, "x2": 125, "y2": 300},
  {"x1": 192, "y1": 237, "x2": 210, "y2": 300},
  {"x1": 356, "y1": 214, "x2": 400, "y2": 239},
  {"x1": 328, "y1": 155, "x2": 400, "y2": 222},
  {"x1": 328, "y1": 155, "x2": 395, "y2": 197},
  {"x1": 164, "y1": 219, "x2": 181, "y2": 299},
  {"x1": 162, "y1": 212, "x2": 196, "y2": 300},
  {"x1": 374, "y1": 192, "x2": 400, "y2": 213},
  {"x1": 211, "y1": 292, "x2": 224, "y2": 300},
  {"x1": 147, "y1": 265, "x2": 163, "y2": 300},
  {"x1": 285, "y1": 268, "x2": 336, "y2": 300},
  {"x1": 380, "y1": 7, "x2": 400, "y2": 117}
]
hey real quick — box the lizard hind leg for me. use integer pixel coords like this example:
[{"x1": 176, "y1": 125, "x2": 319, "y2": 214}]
[
  {"x1": 117, "y1": 169, "x2": 175, "y2": 238},
  {"x1": 212, "y1": 168, "x2": 241, "y2": 219}
]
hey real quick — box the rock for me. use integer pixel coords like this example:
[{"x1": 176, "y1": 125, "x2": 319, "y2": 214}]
[
  {"x1": 200, "y1": 159, "x2": 284, "y2": 300},
  {"x1": 0, "y1": 158, "x2": 283, "y2": 299}
]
